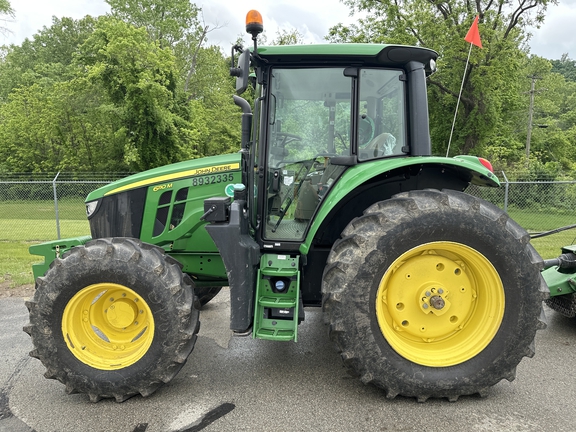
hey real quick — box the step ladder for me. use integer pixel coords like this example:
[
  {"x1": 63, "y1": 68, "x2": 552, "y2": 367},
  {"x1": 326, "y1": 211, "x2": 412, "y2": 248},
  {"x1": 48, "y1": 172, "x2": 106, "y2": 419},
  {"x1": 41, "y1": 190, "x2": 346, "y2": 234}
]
[{"x1": 253, "y1": 254, "x2": 301, "y2": 342}]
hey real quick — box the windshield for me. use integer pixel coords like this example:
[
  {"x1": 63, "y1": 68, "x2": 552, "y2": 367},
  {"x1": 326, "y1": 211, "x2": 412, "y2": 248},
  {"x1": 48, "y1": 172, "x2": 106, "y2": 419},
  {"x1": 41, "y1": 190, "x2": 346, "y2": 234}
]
[{"x1": 262, "y1": 67, "x2": 405, "y2": 241}]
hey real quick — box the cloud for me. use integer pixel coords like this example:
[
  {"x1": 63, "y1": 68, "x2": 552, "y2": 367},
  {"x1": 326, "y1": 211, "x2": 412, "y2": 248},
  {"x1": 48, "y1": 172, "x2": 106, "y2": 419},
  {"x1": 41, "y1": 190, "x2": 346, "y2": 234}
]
[
  {"x1": 2, "y1": 0, "x2": 109, "y2": 45},
  {"x1": 200, "y1": 0, "x2": 357, "y2": 49},
  {"x1": 201, "y1": 2, "x2": 240, "y2": 49},
  {"x1": 528, "y1": 2, "x2": 576, "y2": 59},
  {"x1": 0, "y1": 0, "x2": 571, "y2": 60}
]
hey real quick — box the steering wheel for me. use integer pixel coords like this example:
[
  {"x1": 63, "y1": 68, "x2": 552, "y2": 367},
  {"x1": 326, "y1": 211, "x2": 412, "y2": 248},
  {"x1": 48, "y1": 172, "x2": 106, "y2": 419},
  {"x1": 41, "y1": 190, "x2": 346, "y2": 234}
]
[
  {"x1": 275, "y1": 132, "x2": 303, "y2": 148},
  {"x1": 358, "y1": 115, "x2": 375, "y2": 147}
]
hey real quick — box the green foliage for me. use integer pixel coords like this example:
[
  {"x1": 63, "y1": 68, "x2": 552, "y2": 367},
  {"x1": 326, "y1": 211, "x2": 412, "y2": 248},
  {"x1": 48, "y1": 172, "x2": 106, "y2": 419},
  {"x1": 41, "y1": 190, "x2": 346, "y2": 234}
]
[
  {"x1": 551, "y1": 54, "x2": 576, "y2": 82},
  {"x1": 106, "y1": 0, "x2": 200, "y2": 48},
  {"x1": 0, "y1": 0, "x2": 244, "y2": 173},
  {"x1": 0, "y1": 0, "x2": 13, "y2": 37},
  {"x1": 518, "y1": 56, "x2": 576, "y2": 171},
  {"x1": 0, "y1": 16, "x2": 96, "y2": 101},
  {"x1": 273, "y1": 29, "x2": 304, "y2": 45},
  {"x1": 77, "y1": 17, "x2": 194, "y2": 170},
  {"x1": 0, "y1": 78, "x2": 125, "y2": 172},
  {"x1": 185, "y1": 46, "x2": 242, "y2": 157},
  {"x1": 0, "y1": 0, "x2": 12, "y2": 14},
  {"x1": 2, "y1": 0, "x2": 576, "y2": 176},
  {"x1": 0, "y1": 15, "x2": 126, "y2": 173}
]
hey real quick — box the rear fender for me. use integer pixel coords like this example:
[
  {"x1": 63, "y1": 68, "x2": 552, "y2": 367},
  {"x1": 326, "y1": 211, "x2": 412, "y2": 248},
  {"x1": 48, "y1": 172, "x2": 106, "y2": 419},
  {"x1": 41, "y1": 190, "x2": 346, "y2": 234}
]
[{"x1": 300, "y1": 156, "x2": 499, "y2": 254}]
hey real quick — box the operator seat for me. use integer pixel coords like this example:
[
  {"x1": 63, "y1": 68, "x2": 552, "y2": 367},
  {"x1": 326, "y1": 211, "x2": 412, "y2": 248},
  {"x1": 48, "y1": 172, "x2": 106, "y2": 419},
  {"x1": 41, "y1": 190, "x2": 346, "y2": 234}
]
[{"x1": 363, "y1": 132, "x2": 398, "y2": 157}]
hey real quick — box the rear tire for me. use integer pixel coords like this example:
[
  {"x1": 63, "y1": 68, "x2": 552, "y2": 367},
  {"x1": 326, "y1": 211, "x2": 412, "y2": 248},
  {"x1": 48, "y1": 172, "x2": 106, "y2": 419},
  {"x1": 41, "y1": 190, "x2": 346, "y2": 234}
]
[
  {"x1": 322, "y1": 189, "x2": 548, "y2": 401},
  {"x1": 24, "y1": 237, "x2": 199, "y2": 402}
]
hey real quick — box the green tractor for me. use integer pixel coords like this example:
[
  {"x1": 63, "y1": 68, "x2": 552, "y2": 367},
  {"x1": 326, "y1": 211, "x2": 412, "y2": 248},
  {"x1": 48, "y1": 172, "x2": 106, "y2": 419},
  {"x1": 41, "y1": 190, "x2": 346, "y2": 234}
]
[{"x1": 25, "y1": 11, "x2": 548, "y2": 403}]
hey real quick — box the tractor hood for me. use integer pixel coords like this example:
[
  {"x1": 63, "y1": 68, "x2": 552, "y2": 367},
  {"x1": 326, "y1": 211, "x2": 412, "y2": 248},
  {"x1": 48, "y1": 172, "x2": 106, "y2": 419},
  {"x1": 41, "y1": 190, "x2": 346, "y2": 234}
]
[{"x1": 86, "y1": 154, "x2": 242, "y2": 202}]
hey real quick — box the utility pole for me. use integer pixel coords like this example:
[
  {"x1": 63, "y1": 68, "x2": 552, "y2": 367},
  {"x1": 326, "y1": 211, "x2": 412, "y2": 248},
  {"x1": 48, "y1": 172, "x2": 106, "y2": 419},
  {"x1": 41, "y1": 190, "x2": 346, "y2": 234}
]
[{"x1": 525, "y1": 75, "x2": 542, "y2": 161}]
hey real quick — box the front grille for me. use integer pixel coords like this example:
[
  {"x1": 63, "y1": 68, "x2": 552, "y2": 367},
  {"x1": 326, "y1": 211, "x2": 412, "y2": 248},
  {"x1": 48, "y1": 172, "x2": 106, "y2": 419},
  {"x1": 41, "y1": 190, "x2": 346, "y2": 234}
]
[{"x1": 88, "y1": 188, "x2": 147, "y2": 239}]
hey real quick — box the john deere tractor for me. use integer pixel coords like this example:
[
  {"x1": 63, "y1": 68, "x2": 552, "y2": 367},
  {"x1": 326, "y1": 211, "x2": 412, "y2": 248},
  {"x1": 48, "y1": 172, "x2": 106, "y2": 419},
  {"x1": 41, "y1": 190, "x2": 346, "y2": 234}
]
[{"x1": 25, "y1": 11, "x2": 548, "y2": 403}]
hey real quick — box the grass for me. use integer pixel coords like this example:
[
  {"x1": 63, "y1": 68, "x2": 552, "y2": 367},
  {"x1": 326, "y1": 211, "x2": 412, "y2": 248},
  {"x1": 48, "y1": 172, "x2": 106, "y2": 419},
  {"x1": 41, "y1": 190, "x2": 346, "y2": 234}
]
[
  {"x1": 1, "y1": 199, "x2": 575, "y2": 288},
  {"x1": 0, "y1": 199, "x2": 87, "y2": 220},
  {"x1": 1, "y1": 241, "x2": 43, "y2": 287},
  {"x1": 1, "y1": 200, "x2": 90, "y2": 287},
  {"x1": 0, "y1": 219, "x2": 90, "y2": 241},
  {"x1": 507, "y1": 209, "x2": 574, "y2": 232},
  {"x1": 531, "y1": 230, "x2": 576, "y2": 259},
  {"x1": 507, "y1": 209, "x2": 576, "y2": 259}
]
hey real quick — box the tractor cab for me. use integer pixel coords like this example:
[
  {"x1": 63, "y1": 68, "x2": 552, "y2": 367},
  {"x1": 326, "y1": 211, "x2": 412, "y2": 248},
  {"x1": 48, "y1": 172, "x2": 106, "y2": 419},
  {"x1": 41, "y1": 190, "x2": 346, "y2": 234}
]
[
  {"x1": 204, "y1": 12, "x2": 447, "y2": 335},
  {"x1": 203, "y1": 10, "x2": 502, "y2": 338},
  {"x1": 259, "y1": 67, "x2": 406, "y2": 242},
  {"x1": 229, "y1": 25, "x2": 438, "y2": 250}
]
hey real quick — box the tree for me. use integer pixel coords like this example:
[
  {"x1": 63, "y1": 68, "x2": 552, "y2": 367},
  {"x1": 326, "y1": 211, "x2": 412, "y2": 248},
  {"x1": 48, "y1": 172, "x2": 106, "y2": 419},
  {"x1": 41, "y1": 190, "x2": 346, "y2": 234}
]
[
  {"x1": 104, "y1": 0, "x2": 241, "y2": 159},
  {"x1": 520, "y1": 56, "x2": 576, "y2": 170},
  {"x1": 0, "y1": 0, "x2": 13, "y2": 36},
  {"x1": 0, "y1": 16, "x2": 96, "y2": 101},
  {"x1": 0, "y1": 2, "x2": 243, "y2": 173},
  {"x1": 274, "y1": 28, "x2": 304, "y2": 45},
  {"x1": 105, "y1": 0, "x2": 200, "y2": 48},
  {"x1": 178, "y1": 37, "x2": 245, "y2": 158},
  {"x1": 105, "y1": 0, "x2": 206, "y2": 85},
  {"x1": 328, "y1": 0, "x2": 557, "y2": 156},
  {"x1": 0, "y1": 79, "x2": 123, "y2": 172},
  {"x1": 551, "y1": 54, "x2": 576, "y2": 82},
  {"x1": 0, "y1": 15, "x2": 124, "y2": 173},
  {"x1": 77, "y1": 17, "x2": 194, "y2": 170}
]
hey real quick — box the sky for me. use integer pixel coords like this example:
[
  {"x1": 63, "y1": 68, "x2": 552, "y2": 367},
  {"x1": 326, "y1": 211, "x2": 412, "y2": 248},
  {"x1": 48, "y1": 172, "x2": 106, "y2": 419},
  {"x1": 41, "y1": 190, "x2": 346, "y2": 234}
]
[{"x1": 1, "y1": 0, "x2": 575, "y2": 60}]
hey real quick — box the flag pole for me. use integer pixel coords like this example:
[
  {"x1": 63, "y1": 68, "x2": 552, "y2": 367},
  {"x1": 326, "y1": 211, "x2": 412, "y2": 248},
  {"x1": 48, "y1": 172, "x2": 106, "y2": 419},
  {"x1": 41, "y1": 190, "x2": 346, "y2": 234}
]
[
  {"x1": 446, "y1": 15, "x2": 482, "y2": 157},
  {"x1": 446, "y1": 42, "x2": 473, "y2": 157}
]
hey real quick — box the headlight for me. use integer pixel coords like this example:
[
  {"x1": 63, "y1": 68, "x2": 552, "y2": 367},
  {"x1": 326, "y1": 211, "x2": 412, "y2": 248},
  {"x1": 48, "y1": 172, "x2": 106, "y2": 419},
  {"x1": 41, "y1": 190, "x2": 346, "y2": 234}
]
[{"x1": 86, "y1": 200, "x2": 99, "y2": 218}]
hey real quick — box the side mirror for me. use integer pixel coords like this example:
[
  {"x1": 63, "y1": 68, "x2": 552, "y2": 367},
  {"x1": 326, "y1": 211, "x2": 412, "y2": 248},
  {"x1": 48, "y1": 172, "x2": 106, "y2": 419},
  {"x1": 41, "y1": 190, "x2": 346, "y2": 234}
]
[{"x1": 235, "y1": 50, "x2": 251, "y2": 94}]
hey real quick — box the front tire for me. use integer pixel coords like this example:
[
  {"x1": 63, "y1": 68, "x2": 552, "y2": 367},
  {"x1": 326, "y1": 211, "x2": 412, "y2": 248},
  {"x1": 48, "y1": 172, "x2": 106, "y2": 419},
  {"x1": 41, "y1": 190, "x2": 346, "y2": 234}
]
[
  {"x1": 322, "y1": 189, "x2": 548, "y2": 401},
  {"x1": 24, "y1": 238, "x2": 199, "y2": 402}
]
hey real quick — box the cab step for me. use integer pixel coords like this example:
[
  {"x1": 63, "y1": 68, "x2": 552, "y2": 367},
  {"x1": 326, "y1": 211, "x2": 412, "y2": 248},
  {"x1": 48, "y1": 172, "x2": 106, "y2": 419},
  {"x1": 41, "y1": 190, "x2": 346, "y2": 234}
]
[{"x1": 253, "y1": 254, "x2": 302, "y2": 342}]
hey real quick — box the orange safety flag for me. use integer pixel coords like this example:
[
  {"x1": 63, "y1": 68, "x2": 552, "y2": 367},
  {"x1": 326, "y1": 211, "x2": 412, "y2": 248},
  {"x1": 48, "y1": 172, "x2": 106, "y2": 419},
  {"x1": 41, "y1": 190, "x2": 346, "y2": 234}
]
[{"x1": 464, "y1": 15, "x2": 482, "y2": 48}]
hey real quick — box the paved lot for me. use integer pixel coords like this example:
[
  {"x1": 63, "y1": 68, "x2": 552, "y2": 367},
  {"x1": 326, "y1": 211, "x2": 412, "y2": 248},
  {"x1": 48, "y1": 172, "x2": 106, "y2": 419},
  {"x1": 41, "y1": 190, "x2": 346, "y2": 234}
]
[{"x1": 1, "y1": 289, "x2": 576, "y2": 432}]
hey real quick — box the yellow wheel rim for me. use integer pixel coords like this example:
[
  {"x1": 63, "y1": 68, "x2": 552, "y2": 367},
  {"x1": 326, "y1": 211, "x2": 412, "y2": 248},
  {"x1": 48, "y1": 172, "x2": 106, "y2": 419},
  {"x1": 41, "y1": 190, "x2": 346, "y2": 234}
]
[
  {"x1": 376, "y1": 242, "x2": 504, "y2": 367},
  {"x1": 62, "y1": 283, "x2": 155, "y2": 370}
]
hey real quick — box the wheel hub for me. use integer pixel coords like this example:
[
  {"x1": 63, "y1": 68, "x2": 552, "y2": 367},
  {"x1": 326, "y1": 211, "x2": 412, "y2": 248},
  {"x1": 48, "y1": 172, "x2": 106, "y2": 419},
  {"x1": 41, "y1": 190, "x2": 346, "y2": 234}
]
[
  {"x1": 429, "y1": 295, "x2": 445, "y2": 310},
  {"x1": 376, "y1": 241, "x2": 504, "y2": 367},
  {"x1": 62, "y1": 283, "x2": 154, "y2": 370},
  {"x1": 419, "y1": 286, "x2": 451, "y2": 316},
  {"x1": 106, "y1": 300, "x2": 137, "y2": 329}
]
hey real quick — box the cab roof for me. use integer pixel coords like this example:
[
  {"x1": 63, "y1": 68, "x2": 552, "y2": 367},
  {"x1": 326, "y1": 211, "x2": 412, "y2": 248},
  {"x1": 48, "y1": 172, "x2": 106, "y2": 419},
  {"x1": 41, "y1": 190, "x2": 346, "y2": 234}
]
[{"x1": 255, "y1": 43, "x2": 438, "y2": 71}]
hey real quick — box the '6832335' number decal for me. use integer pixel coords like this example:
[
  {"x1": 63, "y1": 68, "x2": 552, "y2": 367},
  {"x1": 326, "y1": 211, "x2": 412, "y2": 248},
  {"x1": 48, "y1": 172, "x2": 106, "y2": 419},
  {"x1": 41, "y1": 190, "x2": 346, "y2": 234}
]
[{"x1": 192, "y1": 173, "x2": 235, "y2": 186}]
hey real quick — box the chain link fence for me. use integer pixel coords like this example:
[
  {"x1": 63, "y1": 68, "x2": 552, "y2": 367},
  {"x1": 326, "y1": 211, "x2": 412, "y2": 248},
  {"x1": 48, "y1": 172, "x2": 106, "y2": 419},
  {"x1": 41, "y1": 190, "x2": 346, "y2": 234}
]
[
  {"x1": 1, "y1": 171, "x2": 575, "y2": 243},
  {"x1": 466, "y1": 174, "x2": 576, "y2": 257},
  {"x1": 467, "y1": 179, "x2": 576, "y2": 232},
  {"x1": 0, "y1": 173, "x2": 130, "y2": 242}
]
